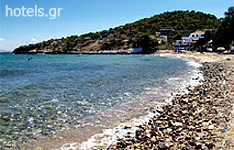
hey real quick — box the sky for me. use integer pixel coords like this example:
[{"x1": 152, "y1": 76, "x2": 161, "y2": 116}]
[{"x1": 0, "y1": 0, "x2": 233, "y2": 51}]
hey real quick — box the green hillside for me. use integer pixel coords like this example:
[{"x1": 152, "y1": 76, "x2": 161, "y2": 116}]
[{"x1": 13, "y1": 10, "x2": 221, "y2": 54}]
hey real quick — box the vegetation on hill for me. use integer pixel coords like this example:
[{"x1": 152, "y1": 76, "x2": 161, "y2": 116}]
[
  {"x1": 194, "y1": 6, "x2": 234, "y2": 51},
  {"x1": 13, "y1": 10, "x2": 221, "y2": 54}
]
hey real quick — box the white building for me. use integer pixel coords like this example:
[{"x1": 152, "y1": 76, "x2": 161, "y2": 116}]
[
  {"x1": 175, "y1": 37, "x2": 191, "y2": 47},
  {"x1": 188, "y1": 31, "x2": 205, "y2": 41},
  {"x1": 175, "y1": 31, "x2": 205, "y2": 47},
  {"x1": 176, "y1": 40, "x2": 188, "y2": 47}
]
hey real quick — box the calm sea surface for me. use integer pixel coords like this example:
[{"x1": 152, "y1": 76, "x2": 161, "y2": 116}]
[{"x1": 0, "y1": 54, "x2": 195, "y2": 149}]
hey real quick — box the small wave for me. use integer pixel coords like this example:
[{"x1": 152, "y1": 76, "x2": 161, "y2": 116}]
[{"x1": 186, "y1": 60, "x2": 202, "y2": 68}]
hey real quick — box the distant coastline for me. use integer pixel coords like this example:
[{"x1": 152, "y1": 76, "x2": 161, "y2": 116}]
[{"x1": 12, "y1": 10, "x2": 221, "y2": 54}]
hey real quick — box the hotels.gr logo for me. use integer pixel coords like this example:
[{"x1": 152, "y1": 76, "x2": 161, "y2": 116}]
[{"x1": 5, "y1": 5, "x2": 63, "y2": 19}]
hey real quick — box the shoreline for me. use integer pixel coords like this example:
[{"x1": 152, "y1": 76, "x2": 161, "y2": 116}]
[
  {"x1": 107, "y1": 52, "x2": 234, "y2": 150},
  {"x1": 54, "y1": 56, "x2": 205, "y2": 150},
  {"x1": 79, "y1": 59, "x2": 203, "y2": 150}
]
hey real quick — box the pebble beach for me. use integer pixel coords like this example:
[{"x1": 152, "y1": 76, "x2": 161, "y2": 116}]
[{"x1": 106, "y1": 52, "x2": 234, "y2": 150}]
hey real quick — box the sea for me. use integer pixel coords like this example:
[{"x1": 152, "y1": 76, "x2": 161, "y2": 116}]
[{"x1": 0, "y1": 53, "x2": 202, "y2": 149}]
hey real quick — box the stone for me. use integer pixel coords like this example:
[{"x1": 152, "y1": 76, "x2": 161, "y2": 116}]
[
  {"x1": 158, "y1": 142, "x2": 168, "y2": 150},
  {"x1": 167, "y1": 128, "x2": 172, "y2": 133},
  {"x1": 202, "y1": 122, "x2": 209, "y2": 127},
  {"x1": 173, "y1": 122, "x2": 183, "y2": 127},
  {"x1": 208, "y1": 124, "x2": 214, "y2": 130}
]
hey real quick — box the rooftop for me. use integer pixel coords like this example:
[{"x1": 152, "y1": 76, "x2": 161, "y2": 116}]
[{"x1": 191, "y1": 30, "x2": 205, "y2": 34}]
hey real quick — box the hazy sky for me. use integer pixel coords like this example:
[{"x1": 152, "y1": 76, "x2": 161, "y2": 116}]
[{"x1": 0, "y1": 0, "x2": 233, "y2": 51}]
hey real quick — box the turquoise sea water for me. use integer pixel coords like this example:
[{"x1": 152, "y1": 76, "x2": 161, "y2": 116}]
[{"x1": 0, "y1": 54, "x2": 193, "y2": 149}]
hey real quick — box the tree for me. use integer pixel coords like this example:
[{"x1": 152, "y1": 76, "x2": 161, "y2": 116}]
[
  {"x1": 225, "y1": 7, "x2": 234, "y2": 18},
  {"x1": 133, "y1": 34, "x2": 158, "y2": 54},
  {"x1": 194, "y1": 31, "x2": 215, "y2": 51},
  {"x1": 213, "y1": 6, "x2": 234, "y2": 49}
]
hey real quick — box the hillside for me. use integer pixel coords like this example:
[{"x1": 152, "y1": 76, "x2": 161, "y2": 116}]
[{"x1": 13, "y1": 10, "x2": 221, "y2": 54}]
